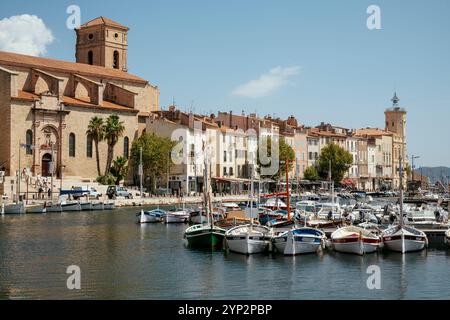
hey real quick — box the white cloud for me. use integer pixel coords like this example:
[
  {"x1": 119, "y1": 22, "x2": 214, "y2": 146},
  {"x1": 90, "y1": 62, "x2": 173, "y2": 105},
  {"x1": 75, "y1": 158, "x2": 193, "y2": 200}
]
[
  {"x1": 232, "y1": 66, "x2": 301, "y2": 98},
  {"x1": 0, "y1": 14, "x2": 54, "y2": 56}
]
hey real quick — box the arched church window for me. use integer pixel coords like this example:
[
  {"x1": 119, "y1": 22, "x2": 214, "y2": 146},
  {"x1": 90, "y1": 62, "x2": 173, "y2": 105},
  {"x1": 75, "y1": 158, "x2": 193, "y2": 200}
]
[
  {"x1": 69, "y1": 133, "x2": 76, "y2": 157},
  {"x1": 86, "y1": 135, "x2": 93, "y2": 158},
  {"x1": 113, "y1": 51, "x2": 119, "y2": 69},
  {"x1": 26, "y1": 130, "x2": 33, "y2": 155},
  {"x1": 88, "y1": 51, "x2": 94, "y2": 65}
]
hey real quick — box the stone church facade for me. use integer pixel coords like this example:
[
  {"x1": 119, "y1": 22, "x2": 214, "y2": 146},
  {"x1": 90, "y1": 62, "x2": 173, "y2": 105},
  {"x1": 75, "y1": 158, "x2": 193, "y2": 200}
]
[{"x1": 0, "y1": 17, "x2": 159, "y2": 181}]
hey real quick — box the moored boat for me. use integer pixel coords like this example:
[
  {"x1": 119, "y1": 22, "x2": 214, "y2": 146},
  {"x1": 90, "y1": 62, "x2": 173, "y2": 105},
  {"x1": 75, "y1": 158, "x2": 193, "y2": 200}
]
[
  {"x1": 382, "y1": 225, "x2": 427, "y2": 253},
  {"x1": 26, "y1": 204, "x2": 46, "y2": 214},
  {"x1": 272, "y1": 227, "x2": 326, "y2": 255},
  {"x1": 80, "y1": 201, "x2": 92, "y2": 211},
  {"x1": 331, "y1": 226, "x2": 380, "y2": 255},
  {"x1": 225, "y1": 224, "x2": 270, "y2": 254},
  {"x1": 138, "y1": 209, "x2": 165, "y2": 223},
  {"x1": 2, "y1": 203, "x2": 25, "y2": 214},
  {"x1": 104, "y1": 202, "x2": 116, "y2": 210},
  {"x1": 91, "y1": 202, "x2": 104, "y2": 210},
  {"x1": 45, "y1": 202, "x2": 62, "y2": 213},
  {"x1": 61, "y1": 201, "x2": 82, "y2": 212},
  {"x1": 184, "y1": 224, "x2": 226, "y2": 249},
  {"x1": 184, "y1": 154, "x2": 226, "y2": 249},
  {"x1": 165, "y1": 210, "x2": 190, "y2": 223}
]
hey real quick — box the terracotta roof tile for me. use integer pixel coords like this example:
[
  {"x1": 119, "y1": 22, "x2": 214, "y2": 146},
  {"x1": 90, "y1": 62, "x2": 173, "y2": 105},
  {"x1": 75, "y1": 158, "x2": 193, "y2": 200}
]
[
  {"x1": 0, "y1": 51, "x2": 147, "y2": 84},
  {"x1": 80, "y1": 16, "x2": 129, "y2": 30}
]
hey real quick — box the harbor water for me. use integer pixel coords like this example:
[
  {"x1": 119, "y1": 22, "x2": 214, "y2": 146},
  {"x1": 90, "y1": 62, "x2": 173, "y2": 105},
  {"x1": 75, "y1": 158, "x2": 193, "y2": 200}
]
[{"x1": 0, "y1": 206, "x2": 449, "y2": 300}]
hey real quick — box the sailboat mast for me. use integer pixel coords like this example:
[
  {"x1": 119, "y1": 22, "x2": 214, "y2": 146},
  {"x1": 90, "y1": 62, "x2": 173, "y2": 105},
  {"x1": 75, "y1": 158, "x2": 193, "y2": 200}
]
[
  {"x1": 250, "y1": 173, "x2": 254, "y2": 227},
  {"x1": 286, "y1": 160, "x2": 291, "y2": 221}
]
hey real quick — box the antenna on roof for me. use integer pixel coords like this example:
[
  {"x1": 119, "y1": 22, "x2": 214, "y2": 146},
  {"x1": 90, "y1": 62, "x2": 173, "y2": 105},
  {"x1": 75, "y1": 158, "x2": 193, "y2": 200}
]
[{"x1": 190, "y1": 100, "x2": 194, "y2": 114}]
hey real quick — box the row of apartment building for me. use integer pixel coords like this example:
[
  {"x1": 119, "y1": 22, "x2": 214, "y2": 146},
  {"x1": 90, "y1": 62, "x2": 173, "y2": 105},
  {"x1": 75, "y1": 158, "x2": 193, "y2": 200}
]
[{"x1": 145, "y1": 94, "x2": 408, "y2": 194}]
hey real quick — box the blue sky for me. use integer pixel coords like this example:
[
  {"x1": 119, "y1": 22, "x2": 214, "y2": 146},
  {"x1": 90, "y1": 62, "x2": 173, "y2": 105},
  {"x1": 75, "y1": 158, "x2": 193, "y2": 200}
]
[{"x1": 1, "y1": 0, "x2": 449, "y2": 167}]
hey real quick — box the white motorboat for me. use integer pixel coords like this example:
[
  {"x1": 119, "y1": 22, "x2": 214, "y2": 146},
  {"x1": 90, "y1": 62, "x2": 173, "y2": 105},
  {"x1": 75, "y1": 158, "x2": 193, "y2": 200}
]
[
  {"x1": 382, "y1": 225, "x2": 427, "y2": 253},
  {"x1": 45, "y1": 203, "x2": 62, "y2": 213},
  {"x1": 103, "y1": 202, "x2": 116, "y2": 210},
  {"x1": 2, "y1": 203, "x2": 25, "y2": 214},
  {"x1": 80, "y1": 201, "x2": 92, "y2": 211},
  {"x1": 165, "y1": 210, "x2": 190, "y2": 223},
  {"x1": 138, "y1": 209, "x2": 165, "y2": 223},
  {"x1": 61, "y1": 201, "x2": 82, "y2": 212},
  {"x1": 272, "y1": 227, "x2": 326, "y2": 255},
  {"x1": 26, "y1": 204, "x2": 46, "y2": 214},
  {"x1": 331, "y1": 226, "x2": 380, "y2": 255},
  {"x1": 225, "y1": 224, "x2": 270, "y2": 254},
  {"x1": 91, "y1": 202, "x2": 104, "y2": 210}
]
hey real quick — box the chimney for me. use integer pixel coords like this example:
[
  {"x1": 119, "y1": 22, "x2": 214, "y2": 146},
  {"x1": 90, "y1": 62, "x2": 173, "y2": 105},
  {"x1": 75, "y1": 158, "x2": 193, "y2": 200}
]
[{"x1": 229, "y1": 111, "x2": 233, "y2": 127}]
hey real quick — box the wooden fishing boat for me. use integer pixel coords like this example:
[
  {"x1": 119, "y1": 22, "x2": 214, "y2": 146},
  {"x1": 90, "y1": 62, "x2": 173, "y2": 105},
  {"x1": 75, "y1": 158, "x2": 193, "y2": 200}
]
[
  {"x1": 272, "y1": 227, "x2": 326, "y2": 255},
  {"x1": 331, "y1": 226, "x2": 380, "y2": 255},
  {"x1": 138, "y1": 209, "x2": 166, "y2": 223},
  {"x1": 184, "y1": 154, "x2": 226, "y2": 249}
]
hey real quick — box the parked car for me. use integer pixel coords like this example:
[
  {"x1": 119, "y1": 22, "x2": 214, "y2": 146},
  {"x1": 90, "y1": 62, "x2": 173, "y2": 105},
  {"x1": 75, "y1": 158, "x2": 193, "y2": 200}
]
[
  {"x1": 71, "y1": 186, "x2": 102, "y2": 200},
  {"x1": 106, "y1": 186, "x2": 133, "y2": 199}
]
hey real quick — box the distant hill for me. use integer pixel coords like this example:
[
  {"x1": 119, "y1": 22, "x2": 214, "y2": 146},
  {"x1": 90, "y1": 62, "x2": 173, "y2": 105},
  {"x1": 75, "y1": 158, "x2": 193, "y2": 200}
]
[{"x1": 415, "y1": 167, "x2": 450, "y2": 185}]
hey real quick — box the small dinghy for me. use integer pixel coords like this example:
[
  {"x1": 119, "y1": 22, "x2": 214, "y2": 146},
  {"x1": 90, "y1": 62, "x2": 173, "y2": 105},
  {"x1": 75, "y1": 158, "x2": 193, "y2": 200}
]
[
  {"x1": 272, "y1": 227, "x2": 326, "y2": 255},
  {"x1": 138, "y1": 209, "x2": 166, "y2": 223},
  {"x1": 331, "y1": 226, "x2": 380, "y2": 255}
]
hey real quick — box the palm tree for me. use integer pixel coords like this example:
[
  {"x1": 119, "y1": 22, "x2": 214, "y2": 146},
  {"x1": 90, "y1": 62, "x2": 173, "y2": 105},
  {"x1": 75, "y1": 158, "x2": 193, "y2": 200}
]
[
  {"x1": 104, "y1": 114, "x2": 125, "y2": 174},
  {"x1": 86, "y1": 116, "x2": 105, "y2": 176},
  {"x1": 111, "y1": 156, "x2": 129, "y2": 185}
]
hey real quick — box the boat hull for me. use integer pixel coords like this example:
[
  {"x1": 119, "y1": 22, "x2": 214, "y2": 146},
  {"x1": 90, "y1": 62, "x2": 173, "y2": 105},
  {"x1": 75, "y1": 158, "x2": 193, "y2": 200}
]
[
  {"x1": 2, "y1": 203, "x2": 25, "y2": 214},
  {"x1": 26, "y1": 206, "x2": 46, "y2": 214},
  {"x1": 45, "y1": 204, "x2": 62, "y2": 212},
  {"x1": 185, "y1": 227, "x2": 226, "y2": 249},
  {"x1": 382, "y1": 235, "x2": 426, "y2": 253},
  {"x1": 61, "y1": 203, "x2": 81, "y2": 212},
  {"x1": 91, "y1": 202, "x2": 104, "y2": 210},
  {"x1": 165, "y1": 212, "x2": 189, "y2": 223},
  {"x1": 103, "y1": 202, "x2": 116, "y2": 210},
  {"x1": 332, "y1": 239, "x2": 366, "y2": 255},
  {"x1": 139, "y1": 212, "x2": 162, "y2": 223},
  {"x1": 80, "y1": 202, "x2": 92, "y2": 211},
  {"x1": 226, "y1": 235, "x2": 268, "y2": 255},
  {"x1": 273, "y1": 228, "x2": 325, "y2": 255}
]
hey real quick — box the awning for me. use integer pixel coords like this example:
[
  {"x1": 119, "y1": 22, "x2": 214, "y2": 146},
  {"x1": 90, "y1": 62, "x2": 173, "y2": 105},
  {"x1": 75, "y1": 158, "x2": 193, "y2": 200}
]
[{"x1": 341, "y1": 178, "x2": 356, "y2": 186}]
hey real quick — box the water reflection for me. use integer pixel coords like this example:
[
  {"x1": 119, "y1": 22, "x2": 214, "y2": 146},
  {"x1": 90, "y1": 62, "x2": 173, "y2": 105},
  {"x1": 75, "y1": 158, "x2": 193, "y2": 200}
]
[{"x1": 0, "y1": 208, "x2": 449, "y2": 299}]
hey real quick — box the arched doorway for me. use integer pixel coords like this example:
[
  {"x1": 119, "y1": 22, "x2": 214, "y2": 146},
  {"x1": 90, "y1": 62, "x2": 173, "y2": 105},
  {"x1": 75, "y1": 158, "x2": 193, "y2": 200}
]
[{"x1": 41, "y1": 153, "x2": 52, "y2": 177}]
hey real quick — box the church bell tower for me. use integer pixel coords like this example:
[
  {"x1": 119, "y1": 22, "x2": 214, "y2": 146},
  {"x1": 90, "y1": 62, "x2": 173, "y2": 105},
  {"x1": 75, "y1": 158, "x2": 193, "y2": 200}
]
[{"x1": 75, "y1": 16, "x2": 129, "y2": 72}]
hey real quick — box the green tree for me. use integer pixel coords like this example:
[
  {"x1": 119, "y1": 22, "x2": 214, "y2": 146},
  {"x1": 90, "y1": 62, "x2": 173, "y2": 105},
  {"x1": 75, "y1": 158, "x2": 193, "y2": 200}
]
[
  {"x1": 86, "y1": 116, "x2": 105, "y2": 176},
  {"x1": 104, "y1": 114, "x2": 125, "y2": 174},
  {"x1": 317, "y1": 143, "x2": 353, "y2": 184},
  {"x1": 131, "y1": 133, "x2": 175, "y2": 193},
  {"x1": 304, "y1": 166, "x2": 319, "y2": 181},
  {"x1": 257, "y1": 136, "x2": 295, "y2": 180},
  {"x1": 110, "y1": 156, "x2": 129, "y2": 185}
]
